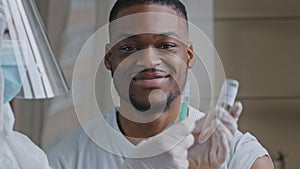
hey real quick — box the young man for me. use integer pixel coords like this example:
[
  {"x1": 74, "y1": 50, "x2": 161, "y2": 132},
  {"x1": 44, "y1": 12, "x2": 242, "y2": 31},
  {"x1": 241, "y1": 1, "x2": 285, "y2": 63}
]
[{"x1": 47, "y1": 0, "x2": 274, "y2": 169}]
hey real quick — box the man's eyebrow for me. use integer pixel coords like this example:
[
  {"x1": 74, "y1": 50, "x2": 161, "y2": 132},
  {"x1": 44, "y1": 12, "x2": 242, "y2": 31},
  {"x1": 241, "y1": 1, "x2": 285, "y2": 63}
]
[
  {"x1": 114, "y1": 32, "x2": 180, "y2": 42},
  {"x1": 153, "y1": 32, "x2": 180, "y2": 38},
  {"x1": 116, "y1": 33, "x2": 140, "y2": 41}
]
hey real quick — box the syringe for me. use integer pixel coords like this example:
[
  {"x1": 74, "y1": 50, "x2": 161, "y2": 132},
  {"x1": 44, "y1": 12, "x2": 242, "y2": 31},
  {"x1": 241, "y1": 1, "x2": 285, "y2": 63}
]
[{"x1": 178, "y1": 74, "x2": 191, "y2": 122}]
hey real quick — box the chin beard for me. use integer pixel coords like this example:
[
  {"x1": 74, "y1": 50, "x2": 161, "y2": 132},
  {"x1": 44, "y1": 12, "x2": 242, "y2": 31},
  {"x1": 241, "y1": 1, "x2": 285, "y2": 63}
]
[{"x1": 129, "y1": 91, "x2": 180, "y2": 113}]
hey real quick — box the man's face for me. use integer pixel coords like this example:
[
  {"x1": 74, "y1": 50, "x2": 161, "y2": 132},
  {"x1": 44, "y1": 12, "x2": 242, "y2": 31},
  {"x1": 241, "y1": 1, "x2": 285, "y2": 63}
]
[{"x1": 105, "y1": 4, "x2": 194, "y2": 112}]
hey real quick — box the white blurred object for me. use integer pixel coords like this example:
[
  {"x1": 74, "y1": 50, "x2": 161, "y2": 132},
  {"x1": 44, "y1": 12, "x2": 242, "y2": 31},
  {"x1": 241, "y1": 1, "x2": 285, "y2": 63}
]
[
  {"x1": 0, "y1": 0, "x2": 69, "y2": 168},
  {"x1": 188, "y1": 102, "x2": 243, "y2": 169},
  {"x1": 0, "y1": 104, "x2": 52, "y2": 169},
  {"x1": 187, "y1": 79, "x2": 241, "y2": 168},
  {"x1": 121, "y1": 117, "x2": 195, "y2": 169},
  {"x1": 1, "y1": 0, "x2": 68, "y2": 99}
]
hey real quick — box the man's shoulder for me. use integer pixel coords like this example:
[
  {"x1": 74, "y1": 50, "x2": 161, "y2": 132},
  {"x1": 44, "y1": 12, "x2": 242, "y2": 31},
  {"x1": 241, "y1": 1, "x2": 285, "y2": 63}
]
[
  {"x1": 46, "y1": 126, "x2": 85, "y2": 168},
  {"x1": 47, "y1": 110, "x2": 117, "y2": 168},
  {"x1": 232, "y1": 130, "x2": 268, "y2": 153},
  {"x1": 46, "y1": 127, "x2": 86, "y2": 155},
  {"x1": 227, "y1": 131, "x2": 270, "y2": 169},
  {"x1": 47, "y1": 110, "x2": 116, "y2": 152}
]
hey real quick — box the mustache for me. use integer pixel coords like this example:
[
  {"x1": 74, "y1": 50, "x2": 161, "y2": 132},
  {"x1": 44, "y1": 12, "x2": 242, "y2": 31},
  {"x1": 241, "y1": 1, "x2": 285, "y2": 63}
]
[
  {"x1": 139, "y1": 68, "x2": 166, "y2": 73},
  {"x1": 133, "y1": 68, "x2": 168, "y2": 74}
]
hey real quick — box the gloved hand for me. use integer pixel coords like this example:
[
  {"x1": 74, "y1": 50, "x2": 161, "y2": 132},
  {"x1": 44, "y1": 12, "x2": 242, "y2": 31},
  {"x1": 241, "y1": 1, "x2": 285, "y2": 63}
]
[
  {"x1": 121, "y1": 117, "x2": 195, "y2": 169},
  {"x1": 188, "y1": 102, "x2": 243, "y2": 169}
]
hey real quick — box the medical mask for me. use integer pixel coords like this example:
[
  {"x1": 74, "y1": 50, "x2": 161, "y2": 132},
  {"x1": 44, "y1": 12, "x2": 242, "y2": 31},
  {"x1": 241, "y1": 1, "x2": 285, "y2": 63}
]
[{"x1": 0, "y1": 40, "x2": 26, "y2": 103}]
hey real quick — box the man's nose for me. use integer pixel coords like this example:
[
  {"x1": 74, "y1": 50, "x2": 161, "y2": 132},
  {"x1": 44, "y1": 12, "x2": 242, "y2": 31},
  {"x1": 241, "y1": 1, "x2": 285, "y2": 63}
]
[{"x1": 136, "y1": 47, "x2": 161, "y2": 68}]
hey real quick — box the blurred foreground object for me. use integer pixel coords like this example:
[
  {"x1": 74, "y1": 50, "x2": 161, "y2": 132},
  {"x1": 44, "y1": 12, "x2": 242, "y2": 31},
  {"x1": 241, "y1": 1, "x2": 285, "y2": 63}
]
[
  {"x1": 1, "y1": 0, "x2": 68, "y2": 99},
  {"x1": 0, "y1": 0, "x2": 68, "y2": 168}
]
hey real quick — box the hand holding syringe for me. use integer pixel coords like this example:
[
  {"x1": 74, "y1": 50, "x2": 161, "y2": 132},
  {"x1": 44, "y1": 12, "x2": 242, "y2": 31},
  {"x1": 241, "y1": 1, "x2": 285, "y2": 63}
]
[{"x1": 188, "y1": 79, "x2": 243, "y2": 169}]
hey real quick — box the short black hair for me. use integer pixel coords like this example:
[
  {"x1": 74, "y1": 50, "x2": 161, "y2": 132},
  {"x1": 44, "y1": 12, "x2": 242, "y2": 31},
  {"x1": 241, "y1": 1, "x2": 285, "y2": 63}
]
[{"x1": 109, "y1": 0, "x2": 188, "y2": 22}]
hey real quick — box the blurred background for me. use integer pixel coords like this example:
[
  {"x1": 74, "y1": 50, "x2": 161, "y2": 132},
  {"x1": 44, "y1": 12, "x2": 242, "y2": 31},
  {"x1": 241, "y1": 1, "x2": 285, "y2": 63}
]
[{"x1": 10, "y1": 0, "x2": 300, "y2": 169}]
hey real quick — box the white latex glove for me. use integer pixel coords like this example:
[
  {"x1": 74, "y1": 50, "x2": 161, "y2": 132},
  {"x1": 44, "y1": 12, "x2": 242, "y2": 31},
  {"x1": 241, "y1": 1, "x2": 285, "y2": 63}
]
[
  {"x1": 121, "y1": 117, "x2": 195, "y2": 169},
  {"x1": 188, "y1": 102, "x2": 243, "y2": 169}
]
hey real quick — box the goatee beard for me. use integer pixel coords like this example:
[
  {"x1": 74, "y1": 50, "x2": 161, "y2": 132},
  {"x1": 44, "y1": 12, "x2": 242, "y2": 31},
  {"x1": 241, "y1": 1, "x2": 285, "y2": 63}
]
[{"x1": 129, "y1": 91, "x2": 180, "y2": 113}]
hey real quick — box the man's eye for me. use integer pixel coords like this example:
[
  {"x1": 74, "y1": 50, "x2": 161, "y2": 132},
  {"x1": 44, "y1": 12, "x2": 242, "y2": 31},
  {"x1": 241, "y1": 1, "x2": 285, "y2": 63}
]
[
  {"x1": 120, "y1": 45, "x2": 138, "y2": 52},
  {"x1": 159, "y1": 44, "x2": 176, "y2": 49}
]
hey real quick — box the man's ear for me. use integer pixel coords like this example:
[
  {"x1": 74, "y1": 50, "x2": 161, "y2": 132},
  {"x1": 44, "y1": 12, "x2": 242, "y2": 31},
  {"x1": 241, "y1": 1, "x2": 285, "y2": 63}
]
[
  {"x1": 187, "y1": 43, "x2": 195, "y2": 68},
  {"x1": 104, "y1": 43, "x2": 112, "y2": 70}
]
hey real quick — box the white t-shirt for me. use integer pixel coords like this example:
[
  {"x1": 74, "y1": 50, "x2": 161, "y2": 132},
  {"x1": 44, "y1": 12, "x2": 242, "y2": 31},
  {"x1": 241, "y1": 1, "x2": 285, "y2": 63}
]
[{"x1": 47, "y1": 107, "x2": 269, "y2": 169}]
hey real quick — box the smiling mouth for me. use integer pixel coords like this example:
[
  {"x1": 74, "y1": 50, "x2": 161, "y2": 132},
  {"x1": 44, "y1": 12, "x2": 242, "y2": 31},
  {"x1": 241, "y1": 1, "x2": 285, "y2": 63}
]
[
  {"x1": 132, "y1": 72, "x2": 170, "y2": 88},
  {"x1": 133, "y1": 75, "x2": 170, "y2": 80}
]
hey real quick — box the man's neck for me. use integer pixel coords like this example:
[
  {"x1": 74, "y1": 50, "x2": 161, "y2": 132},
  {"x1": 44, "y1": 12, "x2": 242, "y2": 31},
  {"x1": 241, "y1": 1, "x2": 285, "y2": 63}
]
[{"x1": 117, "y1": 97, "x2": 181, "y2": 140}]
